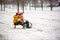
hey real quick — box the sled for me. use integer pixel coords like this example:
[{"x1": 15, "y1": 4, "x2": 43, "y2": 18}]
[{"x1": 13, "y1": 22, "x2": 32, "y2": 29}]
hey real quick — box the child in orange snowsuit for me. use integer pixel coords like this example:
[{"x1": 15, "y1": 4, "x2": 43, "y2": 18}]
[{"x1": 13, "y1": 12, "x2": 25, "y2": 28}]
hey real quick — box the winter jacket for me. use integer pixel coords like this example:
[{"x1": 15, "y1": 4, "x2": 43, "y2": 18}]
[
  {"x1": 19, "y1": 16, "x2": 24, "y2": 23},
  {"x1": 13, "y1": 15, "x2": 18, "y2": 23},
  {"x1": 13, "y1": 15, "x2": 24, "y2": 23}
]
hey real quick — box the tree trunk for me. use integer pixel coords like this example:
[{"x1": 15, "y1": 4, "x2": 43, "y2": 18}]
[
  {"x1": 22, "y1": 1, "x2": 24, "y2": 13},
  {"x1": 18, "y1": 2, "x2": 19, "y2": 12},
  {"x1": 1, "y1": 3, "x2": 2, "y2": 11},
  {"x1": 4, "y1": 3, "x2": 5, "y2": 11},
  {"x1": 17, "y1": 0, "x2": 19, "y2": 12},
  {"x1": 41, "y1": 0, "x2": 43, "y2": 10},
  {"x1": 34, "y1": 0, "x2": 36, "y2": 10},
  {"x1": 50, "y1": 0, "x2": 53, "y2": 11}
]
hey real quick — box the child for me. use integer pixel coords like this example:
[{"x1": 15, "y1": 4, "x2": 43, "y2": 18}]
[
  {"x1": 13, "y1": 12, "x2": 26, "y2": 29},
  {"x1": 19, "y1": 12, "x2": 32, "y2": 28}
]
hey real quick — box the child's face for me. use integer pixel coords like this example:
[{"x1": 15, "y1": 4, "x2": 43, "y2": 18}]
[
  {"x1": 17, "y1": 15, "x2": 19, "y2": 17},
  {"x1": 20, "y1": 14, "x2": 23, "y2": 16}
]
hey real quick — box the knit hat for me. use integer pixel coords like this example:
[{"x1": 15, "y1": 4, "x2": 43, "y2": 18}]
[
  {"x1": 19, "y1": 12, "x2": 23, "y2": 16},
  {"x1": 16, "y1": 12, "x2": 19, "y2": 16}
]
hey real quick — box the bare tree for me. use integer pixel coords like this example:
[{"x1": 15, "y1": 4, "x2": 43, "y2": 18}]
[
  {"x1": 50, "y1": 0, "x2": 53, "y2": 11},
  {"x1": 16, "y1": 0, "x2": 19, "y2": 12},
  {"x1": 3, "y1": 0, "x2": 6, "y2": 11},
  {"x1": 0, "y1": 0, "x2": 3, "y2": 11},
  {"x1": 41, "y1": 0, "x2": 43, "y2": 10}
]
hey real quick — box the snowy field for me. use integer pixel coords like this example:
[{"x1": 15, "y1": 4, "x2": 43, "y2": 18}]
[{"x1": 0, "y1": 5, "x2": 60, "y2": 40}]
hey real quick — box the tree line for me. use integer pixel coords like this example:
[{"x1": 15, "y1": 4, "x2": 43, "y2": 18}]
[{"x1": 0, "y1": 0, "x2": 55, "y2": 12}]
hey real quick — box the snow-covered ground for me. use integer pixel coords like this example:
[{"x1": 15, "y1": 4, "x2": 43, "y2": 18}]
[{"x1": 0, "y1": 5, "x2": 60, "y2": 40}]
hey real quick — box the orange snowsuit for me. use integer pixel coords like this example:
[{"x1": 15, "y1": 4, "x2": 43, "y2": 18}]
[
  {"x1": 13, "y1": 15, "x2": 18, "y2": 23},
  {"x1": 13, "y1": 15, "x2": 24, "y2": 23},
  {"x1": 19, "y1": 16, "x2": 24, "y2": 23}
]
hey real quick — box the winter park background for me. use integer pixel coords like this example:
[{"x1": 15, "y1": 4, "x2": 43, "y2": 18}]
[{"x1": 0, "y1": 0, "x2": 60, "y2": 40}]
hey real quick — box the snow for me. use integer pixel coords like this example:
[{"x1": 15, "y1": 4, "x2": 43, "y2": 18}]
[{"x1": 0, "y1": 5, "x2": 60, "y2": 40}]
